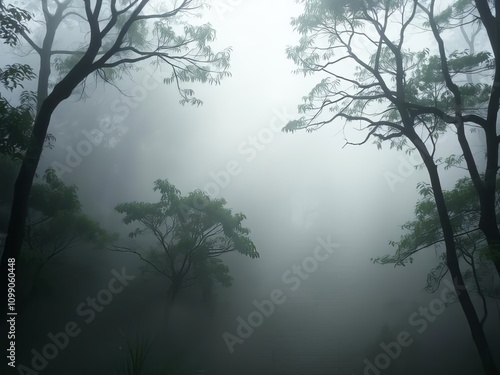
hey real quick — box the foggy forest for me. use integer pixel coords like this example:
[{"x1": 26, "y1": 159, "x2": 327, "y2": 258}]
[{"x1": 1, "y1": 0, "x2": 500, "y2": 374}]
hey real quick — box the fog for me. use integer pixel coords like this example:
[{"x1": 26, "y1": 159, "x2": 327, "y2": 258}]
[{"x1": 2, "y1": 1, "x2": 498, "y2": 375}]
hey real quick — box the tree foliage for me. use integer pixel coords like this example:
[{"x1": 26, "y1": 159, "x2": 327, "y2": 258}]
[
  {"x1": 0, "y1": 1, "x2": 31, "y2": 46},
  {"x1": 0, "y1": 2, "x2": 37, "y2": 160},
  {"x1": 22, "y1": 168, "x2": 112, "y2": 277},
  {"x1": 0, "y1": 86, "x2": 36, "y2": 160},
  {"x1": 373, "y1": 177, "x2": 500, "y2": 296},
  {"x1": 114, "y1": 179, "x2": 258, "y2": 301}
]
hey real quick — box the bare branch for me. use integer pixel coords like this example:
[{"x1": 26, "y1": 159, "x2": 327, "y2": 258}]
[{"x1": 109, "y1": 244, "x2": 172, "y2": 280}]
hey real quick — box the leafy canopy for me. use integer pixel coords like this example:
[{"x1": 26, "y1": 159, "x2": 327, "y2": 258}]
[{"x1": 115, "y1": 179, "x2": 258, "y2": 294}]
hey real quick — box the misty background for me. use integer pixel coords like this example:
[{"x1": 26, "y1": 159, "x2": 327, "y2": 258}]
[{"x1": 1, "y1": 1, "x2": 497, "y2": 374}]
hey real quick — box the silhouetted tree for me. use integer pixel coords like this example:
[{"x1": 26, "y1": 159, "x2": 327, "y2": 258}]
[
  {"x1": 113, "y1": 179, "x2": 258, "y2": 302},
  {"x1": 285, "y1": 0, "x2": 499, "y2": 373}
]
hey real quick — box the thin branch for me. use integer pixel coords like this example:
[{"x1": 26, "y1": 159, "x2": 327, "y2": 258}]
[{"x1": 109, "y1": 244, "x2": 172, "y2": 280}]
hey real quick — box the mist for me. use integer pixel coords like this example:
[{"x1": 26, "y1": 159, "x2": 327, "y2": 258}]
[{"x1": 1, "y1": 1, "x2": 499, "y2": 375}]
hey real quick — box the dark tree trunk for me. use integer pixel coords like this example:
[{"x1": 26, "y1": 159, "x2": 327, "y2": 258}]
[
  {"x1": 1, "y1": 38, "x2": 101, "y2": 342},
  {"x1": 471, "y1": 0, "x2": 500, "y2": 279},
  {"x1": 1, "y1": 97, "x2": 56, "y2": 316},
  {"x1": 414, "y1": 137, "x2": 498, "y2": 375},
  {"x1": 167, "y1": 280, "x2": 182, "y2": 303}
]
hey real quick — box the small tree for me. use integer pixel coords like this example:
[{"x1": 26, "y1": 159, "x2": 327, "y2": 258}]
[{"x1": 113, "y1": 179, "x2": 259, "y2": 302}]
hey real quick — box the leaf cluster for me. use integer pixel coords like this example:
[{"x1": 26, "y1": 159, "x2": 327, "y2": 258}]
[
  {"x1": 0, "y1": 89, "x2": 35, "y2": 160},
  {"x1": 0, "y1": 2, "x2": 32, "y2": 46},
  {"x1": 372, "y1": 176, "x2": 500, "y2": 296},
  {"x1": 0, "y1": 3, "x2": 37, "y2": 160},
  {"x1": 22, "y1": 168, "x2": 113, "y2": 268}
]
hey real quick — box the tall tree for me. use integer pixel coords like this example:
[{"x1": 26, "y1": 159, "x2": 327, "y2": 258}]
[
  {"x1": 113, "y1": 179, "x2": 259, "y2": 302},
  {"x1": 285, "y1": 0, "x2": 499, "y2": 373},
  {"x1": 1, "y1": 0, "x2": 231, "y2": 314}
]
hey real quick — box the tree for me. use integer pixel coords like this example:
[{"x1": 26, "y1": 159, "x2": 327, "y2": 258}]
[
  {"x1": 284, "y1": 0, "x2": 499, "y2": 373},
  {"x1": 1, "y1": 0, "x2": 231, "y2": 315},
  {"x1": 113, "y1": 179, "x2": 259, "y2": 302}
]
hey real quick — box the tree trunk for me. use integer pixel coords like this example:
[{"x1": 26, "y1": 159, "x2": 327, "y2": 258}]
[
  {"x1": 1, "y1": 50, "x2": 99, "y2": 324},
  {"x1": 418, "y1": 146, "x2": 498, "y2": 375},
  {"x1": 469, "y1": 2, "x2": 500, "y2": 278},
  {"x1": 479, "y1": 87, "x2": 500, "y2": 277},
  {"x1": 1, "y1": 97, "x2": 55, "y2": 315},
  {"x1": 167, "y1": 280, "x2": 182, "y2": 303}
]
